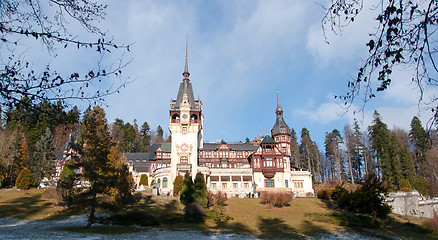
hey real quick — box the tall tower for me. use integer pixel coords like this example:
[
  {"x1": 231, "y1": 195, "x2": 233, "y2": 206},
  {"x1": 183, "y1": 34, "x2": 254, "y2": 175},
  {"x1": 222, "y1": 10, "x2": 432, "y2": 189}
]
[
  {"x1": 169, "y1": 49, "x2": 203, "y2": 186},
  {"x1": 271, "y1": 90, "x2": 291, "y2": 157}
]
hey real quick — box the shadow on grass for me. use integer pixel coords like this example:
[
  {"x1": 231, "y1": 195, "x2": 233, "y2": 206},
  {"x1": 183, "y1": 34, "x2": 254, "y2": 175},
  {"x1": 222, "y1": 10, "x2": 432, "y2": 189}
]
[
  {"x1": 257, "y1": 217, "x2": 305, "y2": 239},
  {"x1": 0, "y1": 193, "x2": 53, "y2": 219}
]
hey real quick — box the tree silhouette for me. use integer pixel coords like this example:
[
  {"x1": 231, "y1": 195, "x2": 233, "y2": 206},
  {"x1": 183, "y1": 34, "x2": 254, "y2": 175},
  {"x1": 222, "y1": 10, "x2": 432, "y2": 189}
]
[
  {"x1": 323, "y1": 1, "x2": 438, "y2": 115},
  {"x1": 0, "y1": 0, "x2": 131, "y2": 109}
]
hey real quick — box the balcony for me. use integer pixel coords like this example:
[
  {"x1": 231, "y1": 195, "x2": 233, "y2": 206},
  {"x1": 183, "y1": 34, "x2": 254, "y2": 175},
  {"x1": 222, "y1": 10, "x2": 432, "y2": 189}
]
[
  {"x1": 262, "y1": 168, "x2": 276, "y2": 178},
  {"x1": 177, "y1": 163, "x2": 192, "y2": 171}
]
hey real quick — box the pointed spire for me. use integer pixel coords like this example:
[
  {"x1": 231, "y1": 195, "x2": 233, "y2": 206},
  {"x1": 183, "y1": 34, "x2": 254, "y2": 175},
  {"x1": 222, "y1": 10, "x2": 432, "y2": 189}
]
[
  {"x1": 183, "y1": 34, "x2": 190, "y2": 80},
  {"x1": 276, "y1": 90, "x2": 283, "y2": 118}
]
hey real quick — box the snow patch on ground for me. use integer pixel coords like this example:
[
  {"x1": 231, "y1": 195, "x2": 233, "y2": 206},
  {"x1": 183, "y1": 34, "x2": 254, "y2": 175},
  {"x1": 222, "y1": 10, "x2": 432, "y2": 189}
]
[{"x1": 0, "y1": 216, "x2": 393, "y2": 239}]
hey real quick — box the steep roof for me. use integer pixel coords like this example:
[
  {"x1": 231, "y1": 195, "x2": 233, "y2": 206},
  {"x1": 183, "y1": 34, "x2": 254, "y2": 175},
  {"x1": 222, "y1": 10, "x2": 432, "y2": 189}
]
[
  {"x1": 123, "y1": 152, "x2": 150, "y2": 160},
  {"x1": 134, "y1": 166, "x2": 149, "y2": 173},
  {"x1": 271, "y1": 117, "x2": 291, "y2": 136},
  {"x1": 271, "y1": 91, "x2": 291, "y2": 136},
  {"x1": 174, "y1": 79, "x2": 197, "y2": 110},
  {"x1": 261, "y1": 135, "x2": 276, "y2": 144}
]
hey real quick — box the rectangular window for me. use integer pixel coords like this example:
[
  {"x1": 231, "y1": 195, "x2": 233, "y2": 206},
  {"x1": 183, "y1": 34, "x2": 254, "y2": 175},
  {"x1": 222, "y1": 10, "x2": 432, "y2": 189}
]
[
  {"x1": 212, "y1": 183, "x2": 216, "y2": 189},
  {"x1": 221, "y1": 163, "x2": 227, "y2": 168},
  {"x1": 237, "y1": 162, "x2": 243, "y2": 168},
  {"x1": 222, "y1": 183, "x2": 227, "y2": 189},
  {"x1": 285, "y1": 180, "x2": 288, "y2": 188},
  {"x1": 294, "y1": 181, "x2": 304, "y2": 188},
  {"x1": 265, "y1": 158, "x2": 273, "y2": 167},
  {"x1": 233, "y1": 183, "x2": 238, "y2": 189},
  {"x1": 264, "y1": 179, "x2": 275, "y2": 188},
  {"x1": 182, "y1": 127, "x2": 187, "y2": 134},
  {"x1": 244, "y1": 183, "x2": 249, "y2": 189}
]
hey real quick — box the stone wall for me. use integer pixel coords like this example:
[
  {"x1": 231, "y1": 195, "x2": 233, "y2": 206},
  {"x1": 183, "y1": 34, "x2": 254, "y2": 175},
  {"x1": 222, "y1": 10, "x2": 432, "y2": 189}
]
[{"x1": 385, "y1": 190, "x2": 438, "y2": 218}]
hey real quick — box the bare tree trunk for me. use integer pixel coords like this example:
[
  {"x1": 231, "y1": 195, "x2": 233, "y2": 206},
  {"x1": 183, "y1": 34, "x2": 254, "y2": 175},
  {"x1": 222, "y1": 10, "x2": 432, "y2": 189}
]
[
  {"x1": 87, "y1": 192, "x2": 97, "y2": 228},
  {"x1": 347, "y1": 146, "x2": 354, "y2": 184}
]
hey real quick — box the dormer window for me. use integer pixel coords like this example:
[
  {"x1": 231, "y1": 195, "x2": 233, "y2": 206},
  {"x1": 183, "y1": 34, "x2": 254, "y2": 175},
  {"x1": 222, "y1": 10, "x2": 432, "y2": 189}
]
[{"x1": 281, "y1": 127, "x2": 286, "y2": 134}]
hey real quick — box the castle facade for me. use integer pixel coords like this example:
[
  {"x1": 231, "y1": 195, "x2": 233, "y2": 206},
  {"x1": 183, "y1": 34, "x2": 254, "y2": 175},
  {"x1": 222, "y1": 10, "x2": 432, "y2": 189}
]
[{"x1": 126, "y1": 55, "x2": 314, "y2": 197}]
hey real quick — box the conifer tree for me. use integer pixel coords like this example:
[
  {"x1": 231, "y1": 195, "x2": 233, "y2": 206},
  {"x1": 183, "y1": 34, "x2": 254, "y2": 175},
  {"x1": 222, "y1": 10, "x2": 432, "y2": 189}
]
[
  {"x1": 193, "y1": 173, "x2": 208, "y2": 207},
  {"x1": 173, "y1": 174, "x2": 183, "y2": 196},
  {"x1": 81, "y1": 106, "x2": 116, "y2": 228},
  {"x1": 108, "y1": 144, "x2": 133, "y2": 204},
  {"x1": 368, "y1": 111, "x2": 391, "y2": 179},
  {"x1": 180, "y1": 172, "x2": 195, "y2": 206},
  {"x1": 140, "y1": 121, "x2": 151, "y2": 152},
  {"x1": 410, "y1": 116, "x2": 430, "y2": 176},
  {"x1": 8, "y1": 132, "x2": 28, "y2": 186},
  {"x1": 31, "y1": 128, "x2": 56, "y2": 185},
  {"x1": 290, "y1": 129, "x2": 301, "y2": 168},
  {"x1": 15, "y1": 168, "x2": 33, "y2": 190}
]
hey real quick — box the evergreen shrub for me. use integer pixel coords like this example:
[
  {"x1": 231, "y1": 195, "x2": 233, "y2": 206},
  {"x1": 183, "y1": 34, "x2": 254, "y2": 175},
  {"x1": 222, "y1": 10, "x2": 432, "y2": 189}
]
[
  {"x1": 194, "y1": 173, "x2": 208, "y2": 207},
  {"x1": 331, "y1": 174, "x2": 392, "y2": 218},
  {"x1": 15, "y1": 168, "x2": 33, "y2": 190},
  {"x1": 139, "y1": 174, "x2": 148, "y2": 186}
]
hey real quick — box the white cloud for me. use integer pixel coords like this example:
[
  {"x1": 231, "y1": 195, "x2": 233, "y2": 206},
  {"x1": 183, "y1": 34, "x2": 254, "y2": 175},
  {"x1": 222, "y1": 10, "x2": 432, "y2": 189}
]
[{"x1": 306, "y1": 0, "x2": 379, "y2": 66}]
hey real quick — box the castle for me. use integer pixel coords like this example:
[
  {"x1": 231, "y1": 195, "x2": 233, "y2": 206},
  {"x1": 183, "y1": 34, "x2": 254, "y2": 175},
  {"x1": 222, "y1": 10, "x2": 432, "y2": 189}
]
[{"x1": 125, "y1": 54, "x2": 314, "y2": 197}]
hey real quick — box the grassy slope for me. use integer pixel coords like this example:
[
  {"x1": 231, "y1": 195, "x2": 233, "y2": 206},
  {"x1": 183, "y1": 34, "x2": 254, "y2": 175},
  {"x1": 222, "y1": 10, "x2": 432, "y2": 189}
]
[
  {"x1": 0, "y1": 188, "x2": 61, "y2": 220},
  {"x1": 222, "y1": 197, "x2": 337, "y2": 237},
  {"x1": 217, "y1": 197, "x2": 437, "y2": 239},
  {"x1": 0, "y1": 188, "x2": 436, "y2": 239}
]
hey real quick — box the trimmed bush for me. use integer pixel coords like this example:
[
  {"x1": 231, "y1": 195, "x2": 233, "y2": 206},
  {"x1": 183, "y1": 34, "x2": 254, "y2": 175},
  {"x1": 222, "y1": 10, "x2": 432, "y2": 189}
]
[
  {"x1": 260, "y1": 191, "x2": 293, "y2": 207},
  {"x1": 173, "y1": 175, "x2": 183, "y2": 196},
  {"x1": 15, "y1": 168, "x2": 33, "y2": 190},
  {"x1": 317, "y1": 189, "x2": 333, "y2": 200},
  {"x1": 139, "y1": 174, "x2": 148, "y2": 186}
]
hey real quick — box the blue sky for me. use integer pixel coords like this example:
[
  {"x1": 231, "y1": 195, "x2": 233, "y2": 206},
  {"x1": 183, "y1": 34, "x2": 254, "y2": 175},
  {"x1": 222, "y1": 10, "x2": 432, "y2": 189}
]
[{"x1": 27, "y1": 0, "x2": 438, "y2": 148}]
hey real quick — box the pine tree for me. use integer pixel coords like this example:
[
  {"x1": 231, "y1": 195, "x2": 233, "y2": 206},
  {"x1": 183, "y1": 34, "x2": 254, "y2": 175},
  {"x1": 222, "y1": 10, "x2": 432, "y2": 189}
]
[
  {"x1": 9, "y1": 132, "x2": 28, "y2": 186},
  {"x1": 193, "y1": 173, "x2": 208, "y2": 207},
  {"x1": 173, "y1": 174, "x2": 184, "y2": 196},
  {"x1": 31, "y1": 127, "x2": 56, "y2": 185},
  {"x1": 108, "y1": 144, "x2": 134, "y2": 204},
  {"x1": 81, "y1": 106, "x2": 116, "y2": 228},
  {"x1": 410, "y1": 116, "x2": 430, "y2": 176},
  {"x1": 290, "y1": 129, "x2": 301, "y2": 168},
  {"x1": 180, "y1": 172, "x2": 195, "y2": 206},
  {"x1": 57, "y1": 159, "x2": 77, "y2": 205},
  {"x1": 140, "y1": 121, "x2": 151, "y2": 152},
  {"x1": 157, "y1": 125, "x2": 164, "y2": 138},
  {"x1": 368, "y1": 111, "x2": 391, "y2": 179},
  {"x1": 325, "y1": 129, "x2": 343, "y2": 183}
]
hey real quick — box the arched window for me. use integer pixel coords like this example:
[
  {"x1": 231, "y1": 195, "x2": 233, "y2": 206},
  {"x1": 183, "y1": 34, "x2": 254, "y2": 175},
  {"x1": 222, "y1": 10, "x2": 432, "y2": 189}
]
[
  {"x1": 163, "y1": 177, "x2": 168, "y2": 188},
  {"x1": 157, "y1": 178, "x2": 161, "y2": 188},
  {"x1": 190, "y1": 114, "x2": 198, "y2": 123},
  {"x1": 180, "y1": 156, "x2": 188, "y2": 164},
  {"x1": 172, "y1": 114, "x2": 180, "y2": 123}
]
